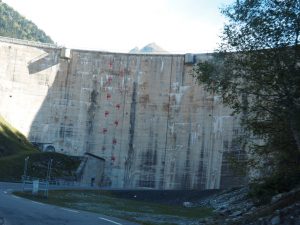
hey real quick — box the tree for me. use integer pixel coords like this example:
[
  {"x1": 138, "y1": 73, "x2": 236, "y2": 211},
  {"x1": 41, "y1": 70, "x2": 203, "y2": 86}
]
[
  {"x1": 193, "y1": 0, "x2": 300, "y2": 196},
  {"x1": 0, "y1": 2, "x2": 53, "y2": 43}
]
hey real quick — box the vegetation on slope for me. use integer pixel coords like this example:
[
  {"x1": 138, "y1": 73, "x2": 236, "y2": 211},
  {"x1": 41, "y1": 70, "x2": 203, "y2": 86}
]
[
  {"x1": 0, "y1": 1, "x2": 53, "y2": 43},
  {"x1": 0, "y1": 115, "x2": 36, "y2": 157},
  {"x1": 0, "y1": 115, "x2": 80, "y2": 181}
]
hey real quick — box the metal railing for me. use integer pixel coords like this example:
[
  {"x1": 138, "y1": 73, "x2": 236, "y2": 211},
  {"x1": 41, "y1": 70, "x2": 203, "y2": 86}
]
[
  {"x1": 22, "y1": 176, "x2": 81, "y2": 186},
  {"x1": 22, "y1": 176, "x2": 81, "y2": 197},
  {"x1": 0, "y1": 35, "x2": 61, "y2": 49},
  {"x1": 22, "y1": 176, "x2": 50, "y2": 197}
]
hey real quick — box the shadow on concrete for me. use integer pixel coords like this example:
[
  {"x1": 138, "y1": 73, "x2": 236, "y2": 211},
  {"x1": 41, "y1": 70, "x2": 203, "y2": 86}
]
[{"x1": 28, "y1": 50, "x2": 59, "y2": 74}]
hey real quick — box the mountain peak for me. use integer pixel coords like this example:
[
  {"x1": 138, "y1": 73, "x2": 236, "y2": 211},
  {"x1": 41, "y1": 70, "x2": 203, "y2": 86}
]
[
  {"x1": 129, "y1": 47, "x2": 140, "y2": 53},
  {"x1": 129, "y1": 43, "x2": 167, "y2": 54}
]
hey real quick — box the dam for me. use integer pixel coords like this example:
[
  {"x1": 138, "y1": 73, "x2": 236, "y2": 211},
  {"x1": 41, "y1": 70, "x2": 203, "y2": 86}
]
[{"x1": 0, "y1": 36, "x2": 246, "y2": 189}]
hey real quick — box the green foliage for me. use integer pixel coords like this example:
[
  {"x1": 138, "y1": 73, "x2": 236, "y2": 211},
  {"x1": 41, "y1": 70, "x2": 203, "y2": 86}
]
[
  {"x1": 226, "y1": 153, "x2": 248, "y2": 177},
  {"x1": 0, "y1": 115, "x2": 80, "y2": 181},
  {"x1": 27, "y1": 152, "x2": 80, "y2": 178},
  {"x1": 0, "y1": 2, "x2": 53, "y2": 43},
  {"x1": 0, "y1": 152, "x2": 80, "y2": 181},
  {"x1": 193, "y1": 0, "x2": 300, "y2": 197},
  {"x1": 0, "y1": 115, "x2": 38, "y2": 157},
  {"x1": 249, "y1": 167, "x2": 300, "y2": 205}
]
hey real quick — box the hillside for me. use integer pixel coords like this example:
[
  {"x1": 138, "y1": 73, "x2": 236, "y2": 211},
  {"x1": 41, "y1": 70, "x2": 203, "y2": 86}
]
[
  {"x1": 0, "y1": 115, "x2": 80, "y2": 181},
  {"x1": 0, "y1": 115, "x2": 36, "y2": 157},
  {"x1": 0, "y1": 1, "x2": 53, "y2": 43}
]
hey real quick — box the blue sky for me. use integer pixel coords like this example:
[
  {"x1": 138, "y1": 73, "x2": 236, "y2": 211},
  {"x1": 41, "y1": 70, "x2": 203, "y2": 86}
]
[{"x1": 3, "y1": 0, "x2": 234, "y2": 53}]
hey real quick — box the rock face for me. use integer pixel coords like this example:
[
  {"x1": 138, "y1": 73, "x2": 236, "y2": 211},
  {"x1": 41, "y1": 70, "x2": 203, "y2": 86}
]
[
  {"x1": 129, "y1": 47, "x2": 140, "y2": 53},
  {"x1": 0, "y1": 37, "x2": 246, "y2": 189},
  {"x1": 129, "y1": 43, "x2": 167, "y2": 54},
  {"x1": 197, "y1": 186, "x2": 300, "y2": 225}
]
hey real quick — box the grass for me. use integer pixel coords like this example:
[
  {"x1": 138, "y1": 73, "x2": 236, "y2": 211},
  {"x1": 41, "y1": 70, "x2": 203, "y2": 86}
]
[
  {"x1": 15, "y1": 190, "x2": 213, "y2": 225},
  {"x1": 0, "y1": 115, "x2": 37, "y2": 157},
  {"x1": 0, "y1": 115, "x2": 80, "y2": 181},
  {"x1": 0, "y1": 152, "x2": 80, "y2": 181}
]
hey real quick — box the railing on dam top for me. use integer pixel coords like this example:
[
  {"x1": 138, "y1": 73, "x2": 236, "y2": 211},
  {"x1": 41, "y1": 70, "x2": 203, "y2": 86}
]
[{"x1": 0, "y1": 35, "x2": 61, "y2": 49}]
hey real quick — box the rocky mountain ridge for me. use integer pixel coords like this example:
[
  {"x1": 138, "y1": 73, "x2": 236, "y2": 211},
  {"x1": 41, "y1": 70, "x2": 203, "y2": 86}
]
[{"x1": 129, "y1": 42, "x2": 167, "y2": 54}]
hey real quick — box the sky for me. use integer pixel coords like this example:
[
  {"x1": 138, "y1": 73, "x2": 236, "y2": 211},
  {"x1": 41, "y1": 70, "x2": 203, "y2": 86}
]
[{"x1": 3, "y1": 0, "x2": 234, "y2": 53}]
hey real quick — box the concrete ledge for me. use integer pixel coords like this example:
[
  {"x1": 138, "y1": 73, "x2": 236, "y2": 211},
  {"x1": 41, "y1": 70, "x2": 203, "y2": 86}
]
[{"x1": 0, "y1": 35, "x2": 60, "y2": 49}]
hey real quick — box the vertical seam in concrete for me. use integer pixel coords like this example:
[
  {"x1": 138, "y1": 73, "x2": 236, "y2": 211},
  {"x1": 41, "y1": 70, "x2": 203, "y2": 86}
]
[
  {"x1": 61, "y1": 54, "x2": 72, "y2": 151},
  {"x1": 12, "y1": 48, "x2": 17, "y2": 82},
  {"x1": 199, "y1": 126, "x2": 206, "y2": 188},
  {"x1": 160, "y1": 56, "x2": 174, "y2": 189},
  {"x1": 183, "y1": 61, "x2": 192, "y2": 188},
  {"x1": 118, "y1": 55, "x2": 129, "y2": 180},
  {"x1": 78, "y1": 53, "x2": 88, "y2": 155},
  {"x1": 124, "y1": 56, "x2": 139, "y2": 187},
  {"x1": 184, "y1": 115, "x2": 192, "y2": 189},
  {"x1": 207, "y1": 90, "x2": 216, "y2": 189}
]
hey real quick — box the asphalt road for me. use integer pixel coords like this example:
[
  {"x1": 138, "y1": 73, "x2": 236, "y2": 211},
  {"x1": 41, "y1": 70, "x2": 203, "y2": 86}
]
[{"x1": 0, "y1": 182, "x2": 139, "y2": 225}]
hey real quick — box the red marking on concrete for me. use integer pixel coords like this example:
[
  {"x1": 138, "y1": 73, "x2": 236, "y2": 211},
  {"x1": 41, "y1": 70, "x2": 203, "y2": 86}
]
[
  {"x1": 114, "y1": 120, "x2": 119, "y2": 126},
  {"x1": 116, "y1": 104, "x2": 120, "y2": 109},
  {"x1": 102, "y1": 128, "x2": 108, "y2": 133},
  {"x1": 112, "y1": 138, "x2": 117, "y2": 145},
  {"x1": 107, "y1": 93, "x2": 111, "y2": 99},
  {"x1": 111, "y1": 155, "x2": 116, "y2": 161},
  {"x1": 105, "y1": 111, "x2": 109, "y2": 117}
]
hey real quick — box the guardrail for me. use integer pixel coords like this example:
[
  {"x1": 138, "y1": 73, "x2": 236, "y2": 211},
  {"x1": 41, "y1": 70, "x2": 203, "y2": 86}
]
[
  {"x1": 22, "y1": 177, "x2": 49, "y2": 197},
  {"x1": 0, "y1": 35, "x2": 61, "y2": 49},
  {"x1": 48, "y1": 179, "x2": 80, "y2": 186},
  {"x1": 22, "y1": 176, "x2": 81, "y2": 197}
]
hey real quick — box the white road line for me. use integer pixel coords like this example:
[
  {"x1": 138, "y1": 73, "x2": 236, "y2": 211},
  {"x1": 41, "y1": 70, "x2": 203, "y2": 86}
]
[
  {"x1": 60, "y1": 208, "x2": 79, "y2": 213},
  {"x1": 98, "y1": 217, "x2": 122, "y2": 225},
  {"x1": 3, "y1": 191, "x2": 7, "y2": 194},
  {"x1": 31, "y1": 201, "x2": 44, "y2": 205}
]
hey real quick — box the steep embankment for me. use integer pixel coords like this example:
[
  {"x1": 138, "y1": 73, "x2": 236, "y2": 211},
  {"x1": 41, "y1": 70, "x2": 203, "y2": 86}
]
[
  {"x1": 0, "y1": 115, "x2": 36, "y2": 157},
  {"x1": 0, "y1": 115, "x2": 80, "y2": 181},
  {"x1": 195, "y1": 186, "x2": 300, "y2": 225},
  {"x1": 0, "y1": 1, "x2": 53, "y2": 43}
]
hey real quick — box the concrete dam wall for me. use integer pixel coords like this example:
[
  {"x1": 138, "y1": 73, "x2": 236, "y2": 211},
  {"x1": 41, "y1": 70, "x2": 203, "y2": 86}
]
[{"x1": 0, "y1": 37, "x2": 246, "y2": 189}]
